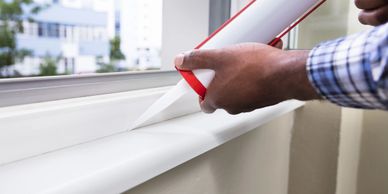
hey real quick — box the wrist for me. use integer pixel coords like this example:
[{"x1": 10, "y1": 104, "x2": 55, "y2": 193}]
[{"x1": 277, "y1": 50, "x2": 321, "y2": 101}]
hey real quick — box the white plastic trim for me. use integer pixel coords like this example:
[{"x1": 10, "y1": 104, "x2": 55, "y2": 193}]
[
  {"x1": 0, "y1": 86, "x2": 201, "y2": 166},
  {"x1": 0, "y1": 71, "x2": 180, "y2": 107},
  {"x1": 0, "y1": 100, "x2": 304, "y2": 194}
]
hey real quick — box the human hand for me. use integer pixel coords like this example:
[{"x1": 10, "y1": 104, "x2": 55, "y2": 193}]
[
  {"x1": 355, "y1": 0, "x2": 388, "y2": 26},
  {"x1": 174, "y1": 43, "x2": 320, "y2": 114}
]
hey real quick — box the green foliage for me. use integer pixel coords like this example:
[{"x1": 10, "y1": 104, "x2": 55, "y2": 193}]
[
  {"x1": 39, "y1": 55, "x2": 58, "y2": 76},
  {"x1": 0, "y1": 25, "x2": 16, "y2": 67},
  {"x1": 96, "y1": 63, "x2": 116, "y2": 73},
  {"x1": 109, "y1": 36, "x2": 125, "y2": 61},
  {"x1": 96, "y1": 37, "x2": 126, "y2": 73},
  {"x1": 0, "y1": 0, "x2": 43, "y2": 33},
  {"x1": 0, "y1": 0, "x2": 44, "y2": 76}
]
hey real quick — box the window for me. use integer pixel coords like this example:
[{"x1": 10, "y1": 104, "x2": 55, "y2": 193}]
[
  {"x1": 0, "y1": 0, "x2": 212, "y2": 106},
  {"x1": 0, "y1": 0, "x2": 164, "y2": 78}
]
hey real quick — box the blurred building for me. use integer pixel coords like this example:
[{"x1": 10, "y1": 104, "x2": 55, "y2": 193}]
[
  {"x1": 15, "y1": 1, "x2": 109, "y2": 75},
  {"x1": 13, "y1": 0, "x2": 162, "y2": 76},
  {"x1": 119, "y1": 0, "x2": 162, "y2": 70}
]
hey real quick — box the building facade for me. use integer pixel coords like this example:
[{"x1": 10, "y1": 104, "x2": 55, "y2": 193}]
[
  {"x1": 12, "y1": 0, "x2": 162, "y2": 76},
  {"x1": 15, "y1": 1, "x2": 109, "y2": 75}
]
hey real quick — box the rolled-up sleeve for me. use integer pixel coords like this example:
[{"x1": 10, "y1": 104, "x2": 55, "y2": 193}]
[{"x1": 307, "y1": 23, "x2": 388, "y2": 110}]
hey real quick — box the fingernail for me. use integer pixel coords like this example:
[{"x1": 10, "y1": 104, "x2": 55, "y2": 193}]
[{"x1": 174, "y1": 53, "x2": 184, "y2": 69}]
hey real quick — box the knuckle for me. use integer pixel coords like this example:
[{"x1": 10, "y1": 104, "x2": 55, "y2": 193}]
[
  {"x1": 187, "y1": 50, "x2": 201, "y2": 60},
  {"x1": 186, "y1": 50, "x2": 209, "y2": 67},
  {"x1": 182, "y1": 51, "x2": 196, "y2": 65}
]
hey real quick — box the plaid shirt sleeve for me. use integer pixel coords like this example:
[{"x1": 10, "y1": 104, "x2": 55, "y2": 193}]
[{"x1": 307, "y1": 23, "x2": 388, "y2": 110}]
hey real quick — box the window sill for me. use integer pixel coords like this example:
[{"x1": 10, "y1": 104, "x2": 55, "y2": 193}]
[{"x1": 0, "y1": 99, "x2": 303, "y2": 194}]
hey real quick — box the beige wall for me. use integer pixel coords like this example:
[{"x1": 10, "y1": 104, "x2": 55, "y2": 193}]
[
  {"x1": 356, "y1": 110, "x2": 388, "y2": 194},
  {"x1": 161, "y1": 0, "x2": 209, "y2": 70},
  {"x1": 338, "y1": 109, "x2": 388, "y2": 194},
  {"x1": 125, "y1": 111, "x2": 296, "y2": 194},
  {"x1": 336, "y1": 108, "x2": 364, "y2": 194},
  {"x1": 288, "y1": 102, "x2": 342, "y2": 194}
]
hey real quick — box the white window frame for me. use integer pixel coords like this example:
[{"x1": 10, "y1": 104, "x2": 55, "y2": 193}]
[{"x1": 0, "y1": 70, "x2": 180, "y2": 107}]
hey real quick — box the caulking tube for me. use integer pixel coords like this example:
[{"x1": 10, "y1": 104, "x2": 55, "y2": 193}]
[
  {"x1": 132, "y1": 0, "x2": 325, "y2": 129},
  {"x1": 179, "y1": 0, "x2": 326, "y2": 99}
]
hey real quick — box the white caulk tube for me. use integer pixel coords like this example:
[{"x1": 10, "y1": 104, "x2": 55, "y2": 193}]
[
  {"x1": 186, "y1": 0, "x2": 325, "y2": 93},
  {"x1": 132, "y1": 0, "x2": 325, "y2": 129}
]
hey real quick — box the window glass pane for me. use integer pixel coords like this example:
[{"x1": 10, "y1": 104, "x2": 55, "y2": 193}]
[{"x1": 0, "y1": 0, "x2": 163, "y2": 78}]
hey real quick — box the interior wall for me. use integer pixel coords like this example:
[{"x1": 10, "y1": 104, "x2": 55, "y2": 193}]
[
  {"x1": 124, "y1": 112, "x2": 295, "y2": 194},
  {"x1": 288, "y1": 101, "x2": 342, "y2": 194},
  {"x1": 356, "y1": 110, "x2": 388, "y2": 194},
  {"x1": 161, "y1": 0, "x2": 210, "y2": 70},
  {"x1": 336, "y1": 108, "x2": 364, "y2": 194}
]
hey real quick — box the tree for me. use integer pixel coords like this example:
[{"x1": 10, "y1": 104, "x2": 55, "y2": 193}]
[
  {"x1": 0, "y1": 0, "x2": 44, "y2": 77},
  {"x1": 96, "y1": 36, "x2": 126, "y2": 73},
  {"x1": 39, "y1": 55, "x2": 59, "y2": 76},
  {"x1": 109, "y1": 36, "x2": 125, "y2": 61}
]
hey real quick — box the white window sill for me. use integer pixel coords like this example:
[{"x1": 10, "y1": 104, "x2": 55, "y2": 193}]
[{"x1": 0, "y1": 95, "x2": 303, "y2": 194}]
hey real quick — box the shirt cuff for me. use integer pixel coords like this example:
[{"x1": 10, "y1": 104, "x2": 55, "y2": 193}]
[{"x1": 306, "y1": 34, "x2": 386, "y2": 110}]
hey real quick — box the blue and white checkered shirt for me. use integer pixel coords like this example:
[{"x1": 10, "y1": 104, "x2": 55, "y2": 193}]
[{"x1": 307, "y1": 23, "x2": 388, "y2": 110}]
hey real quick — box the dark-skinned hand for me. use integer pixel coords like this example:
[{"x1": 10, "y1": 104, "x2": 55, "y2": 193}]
[{"x1": 175, "y1": 42, "x2": 320, "y2": 114}]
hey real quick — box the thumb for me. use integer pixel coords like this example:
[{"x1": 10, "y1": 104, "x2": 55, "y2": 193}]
[{"x1": 175, "y1": 49, "x2": 217, "y2": 71}]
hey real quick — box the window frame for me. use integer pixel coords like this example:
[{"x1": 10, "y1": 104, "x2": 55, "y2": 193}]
[
  {"x1": 0, "y1": 70, "x2": 180, "y2": 107},
  {"x1": 0, "y1": 0, "x2": 231, "y2": 108},
  {"x1": 209, "y1": 0, "x2": 231, "y2": 34}
]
